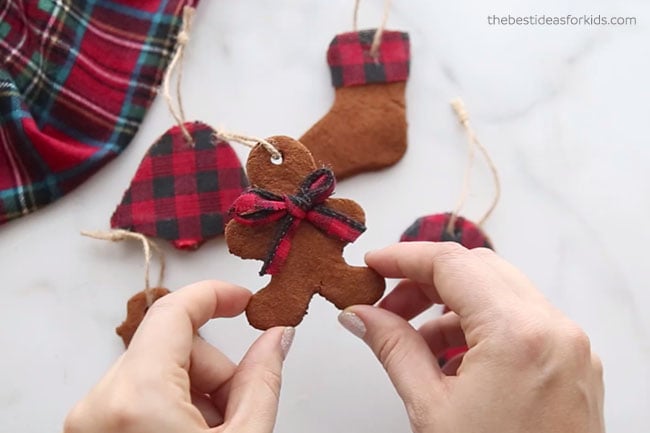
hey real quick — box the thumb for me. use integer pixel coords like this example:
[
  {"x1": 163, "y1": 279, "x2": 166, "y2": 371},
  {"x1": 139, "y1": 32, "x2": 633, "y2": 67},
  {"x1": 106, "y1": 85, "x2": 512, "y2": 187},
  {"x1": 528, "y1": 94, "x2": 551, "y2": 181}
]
[
  {"x1": 223, "y1": 326, "x2": 294, "y2": 433},
  {"x1": 339, "y1": 306, "x2": 446, "y2": 409}
]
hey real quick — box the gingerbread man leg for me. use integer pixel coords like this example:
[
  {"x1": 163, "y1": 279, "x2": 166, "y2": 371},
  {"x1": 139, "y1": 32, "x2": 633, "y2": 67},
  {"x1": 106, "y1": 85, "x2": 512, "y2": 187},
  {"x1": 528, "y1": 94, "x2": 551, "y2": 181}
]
[
  {"x1": 246, "y1": 274, "x2": 319, "y2": 330},
  {"x1": 319, "y1": 263, "x2": 385, "y2": 310}
]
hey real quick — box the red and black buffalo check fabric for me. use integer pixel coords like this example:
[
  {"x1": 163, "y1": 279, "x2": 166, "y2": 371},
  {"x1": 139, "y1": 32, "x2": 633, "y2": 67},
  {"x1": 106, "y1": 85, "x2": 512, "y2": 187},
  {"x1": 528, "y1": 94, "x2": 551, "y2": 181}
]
[
  {"x1": 111, "y1": 122, "x2": 247, "y2": 250},
  {"x1": 230, "y1": 168, "x2": 365, "y2": 275},
  {"x1": 400, "y1": 213, "x2": 493, "y2": 249},
  {"x1": 0, "y1": 0, "x2": 197, "y2": 226},
  {"x1": 327, "y1": 29, "x2": 410, "y2": 88}
]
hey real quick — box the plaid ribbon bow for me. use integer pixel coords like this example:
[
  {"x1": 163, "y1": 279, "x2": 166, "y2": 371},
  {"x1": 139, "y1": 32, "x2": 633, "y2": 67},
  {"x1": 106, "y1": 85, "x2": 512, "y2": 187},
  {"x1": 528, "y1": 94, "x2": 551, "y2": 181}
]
[{"x1": 231, "y1": 168, "x2": 366, "y2": 275}]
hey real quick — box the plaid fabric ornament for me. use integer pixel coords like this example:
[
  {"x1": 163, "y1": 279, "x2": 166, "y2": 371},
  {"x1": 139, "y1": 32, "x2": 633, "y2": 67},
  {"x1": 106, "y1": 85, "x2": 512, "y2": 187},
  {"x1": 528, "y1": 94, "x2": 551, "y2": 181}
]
[
  {"x1": 0, "y1": 0, "x2": 197, "y2": 226},
  {"x1": 401, "y1": 213, "x2": 493, "y2": 249},
  {"x1": 111, "y1": 122, "x2": 247, "y2": 250}
]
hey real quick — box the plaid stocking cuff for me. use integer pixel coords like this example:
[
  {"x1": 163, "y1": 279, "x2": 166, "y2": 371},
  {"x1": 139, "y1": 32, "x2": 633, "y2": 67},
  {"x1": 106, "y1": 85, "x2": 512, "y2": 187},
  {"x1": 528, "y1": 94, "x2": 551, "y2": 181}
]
[{"x1": 327, "y1": 29, "x2": 410, "y2": 88}]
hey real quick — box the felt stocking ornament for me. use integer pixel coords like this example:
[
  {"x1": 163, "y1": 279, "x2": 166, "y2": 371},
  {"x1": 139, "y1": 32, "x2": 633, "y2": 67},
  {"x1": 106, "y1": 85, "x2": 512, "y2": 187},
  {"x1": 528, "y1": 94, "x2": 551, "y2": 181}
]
[
  {"x1": 81, "y1": 230, "x2": 170, "y2": 348},
  {"x1": 400, "y1": 99, "x2": 501, "y2": 368},
  {"x1": 300, "y1": 0, "x2": 410, "y2": 180},
  {"x1": 110, "y1": 8, "x2": 248, "y2": 250}
]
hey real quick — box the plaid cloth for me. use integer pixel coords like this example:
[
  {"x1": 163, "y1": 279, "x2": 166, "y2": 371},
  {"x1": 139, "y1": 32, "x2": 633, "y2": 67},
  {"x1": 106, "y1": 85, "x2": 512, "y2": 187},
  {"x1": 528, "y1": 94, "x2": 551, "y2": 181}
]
[
  {"x1": 328, "y1": 29, "x2": 410, "y2": 88},
  {"x1": 111, "y1": 122, "x2": 248, "y2": 250},
  {"x1": 0, "y1": 0, "x2": 197, "y2": 226},
  {"x1": 231, "y1": 168, "x2": 366, "y2": 275},
  {"x1": 400, "y1": 213, "x2": 493, "y2": 249}
]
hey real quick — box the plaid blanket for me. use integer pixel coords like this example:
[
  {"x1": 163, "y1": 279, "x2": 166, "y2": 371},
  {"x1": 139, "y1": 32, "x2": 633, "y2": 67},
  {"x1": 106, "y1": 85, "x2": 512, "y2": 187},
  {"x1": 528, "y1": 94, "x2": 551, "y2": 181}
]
[{"x1": 0, "y1": 0, "x2": 197, "y2": 225}]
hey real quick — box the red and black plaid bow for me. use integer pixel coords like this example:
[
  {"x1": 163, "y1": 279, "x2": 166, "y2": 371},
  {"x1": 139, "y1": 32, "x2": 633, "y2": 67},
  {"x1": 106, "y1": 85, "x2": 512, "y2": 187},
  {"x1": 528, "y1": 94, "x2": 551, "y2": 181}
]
[{"x1": 231, "y1": 168, "x2": 366, "y2": 275}]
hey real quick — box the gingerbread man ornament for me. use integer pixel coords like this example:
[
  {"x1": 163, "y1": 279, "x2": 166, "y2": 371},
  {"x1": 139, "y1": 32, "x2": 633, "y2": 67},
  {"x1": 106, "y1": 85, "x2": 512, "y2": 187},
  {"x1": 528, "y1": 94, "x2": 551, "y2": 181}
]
[{"x1": 226, "y1": 136, "x2": 385, "y2": 330}]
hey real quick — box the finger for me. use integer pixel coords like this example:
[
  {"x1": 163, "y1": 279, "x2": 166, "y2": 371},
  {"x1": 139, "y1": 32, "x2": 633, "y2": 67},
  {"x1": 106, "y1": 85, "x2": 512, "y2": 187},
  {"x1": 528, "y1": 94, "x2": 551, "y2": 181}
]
[
  {"x1": 418, "y1": 311, "x2": 466, "y2": 355},
  {"x1": 189, "y1": 335, "x2": 236, "y2": 414},
  {"x1": 366, "y1": 242, "x2": 511, "y2": 318},
  {"x1": 340, "y1": 305, "x2": 445, "y2": 410},
  {"x1": 378, "y1": 279, "x2": 438, "y2": 320},
  {"x1": 441, "y1": 352, "x2": 465, "y2": 376},
  {"x1": 191, "y1": 391, "x2": 223, "y2": 427},
  {"x1": 591, "y1": 353, "x2": 605, "y2": 411},
  {"x1": 471, "y1": 247, "x2": 548, "y2": 303},
  {"x1": 127, "y1": 281, "x2": 251, "y2": 369},
  {"x1": 224, "y1": 327, "x2": 294, "y2": 432},
  {"x1": 188, "y1": 337, "x2": 237, "y2": 416}
]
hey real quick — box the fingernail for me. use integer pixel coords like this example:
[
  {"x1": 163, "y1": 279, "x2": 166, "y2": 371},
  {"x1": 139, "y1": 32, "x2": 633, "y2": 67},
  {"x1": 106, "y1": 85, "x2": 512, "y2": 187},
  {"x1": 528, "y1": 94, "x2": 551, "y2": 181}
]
[
  {"x1": 280, "y1": 327, "x2": 295, "y2": 360},
  {"x1": 338, "y1": 311, "x2": 366, "y2": 338}
]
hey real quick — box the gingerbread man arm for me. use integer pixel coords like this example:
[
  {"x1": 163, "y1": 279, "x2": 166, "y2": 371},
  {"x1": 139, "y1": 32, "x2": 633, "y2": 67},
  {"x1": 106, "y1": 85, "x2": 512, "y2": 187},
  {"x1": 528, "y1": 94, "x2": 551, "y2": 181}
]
[
  {"x1": 325, "y1": 198, "x2": 366, "y2": 225},
  {"x1": 225, "y1": 221, "x2": 277, "y2": 260}
]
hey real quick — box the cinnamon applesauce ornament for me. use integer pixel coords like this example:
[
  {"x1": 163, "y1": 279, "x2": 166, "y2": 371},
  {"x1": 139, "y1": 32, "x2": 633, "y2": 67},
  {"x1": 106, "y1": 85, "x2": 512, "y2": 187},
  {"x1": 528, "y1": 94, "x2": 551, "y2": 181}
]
[
  {"x1": 226, "y1": 136, "x2": 385, "y2": 330},
  {"x1": 300, "y1": 0, "x2": 410, "y2": 179}
]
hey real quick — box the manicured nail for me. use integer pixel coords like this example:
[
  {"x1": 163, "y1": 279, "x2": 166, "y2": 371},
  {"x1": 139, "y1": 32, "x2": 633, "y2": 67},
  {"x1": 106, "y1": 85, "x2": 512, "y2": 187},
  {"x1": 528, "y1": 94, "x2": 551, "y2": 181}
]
[
  {"x1": 338, "y1": 311, "x2": 366, "y2": 338},
  {"x1": 280, "y1": 327, "x2": 295, "y2": 360}
]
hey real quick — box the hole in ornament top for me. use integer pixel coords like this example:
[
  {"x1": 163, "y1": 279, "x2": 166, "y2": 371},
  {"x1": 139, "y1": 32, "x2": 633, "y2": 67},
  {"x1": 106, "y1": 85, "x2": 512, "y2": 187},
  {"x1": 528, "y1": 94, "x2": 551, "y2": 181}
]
[{"x1": 271, "y1": 152, "x2": 283, "y2": 165}]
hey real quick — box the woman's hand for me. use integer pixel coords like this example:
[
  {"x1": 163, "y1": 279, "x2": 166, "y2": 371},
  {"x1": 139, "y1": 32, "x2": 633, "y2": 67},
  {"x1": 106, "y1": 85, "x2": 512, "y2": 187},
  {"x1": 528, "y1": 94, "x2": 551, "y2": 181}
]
[
  {"x1": 64, "y1": 281, "x2": 294, "y2": 433},
  {"x1": 339, "y1": 242, "x2": 605, "y2": 433}
]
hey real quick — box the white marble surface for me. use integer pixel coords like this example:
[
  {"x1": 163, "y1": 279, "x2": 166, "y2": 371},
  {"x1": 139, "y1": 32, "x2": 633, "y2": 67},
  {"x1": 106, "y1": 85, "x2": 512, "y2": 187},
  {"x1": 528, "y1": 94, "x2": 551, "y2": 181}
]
[{"x1": 1, "y1": 0, "x2": 649, "y2": 432}]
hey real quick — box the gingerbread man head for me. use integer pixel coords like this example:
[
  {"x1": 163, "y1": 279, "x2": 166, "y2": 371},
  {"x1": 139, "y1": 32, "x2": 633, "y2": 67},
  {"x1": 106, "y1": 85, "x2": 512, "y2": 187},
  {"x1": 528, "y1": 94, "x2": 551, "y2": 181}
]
[
  {"x1": 245, "y1": 136, "x2": 317, "y2": 193},
  {"x1": 226, "y1": 136, "x2": 385, "y2": 330}
]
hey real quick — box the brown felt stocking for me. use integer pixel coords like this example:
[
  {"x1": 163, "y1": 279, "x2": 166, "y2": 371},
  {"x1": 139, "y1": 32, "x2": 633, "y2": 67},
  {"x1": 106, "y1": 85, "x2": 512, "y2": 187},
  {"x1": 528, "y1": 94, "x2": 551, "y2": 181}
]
[{"x1": 300, "y1": 29, "x2": 410, "y2": 180}]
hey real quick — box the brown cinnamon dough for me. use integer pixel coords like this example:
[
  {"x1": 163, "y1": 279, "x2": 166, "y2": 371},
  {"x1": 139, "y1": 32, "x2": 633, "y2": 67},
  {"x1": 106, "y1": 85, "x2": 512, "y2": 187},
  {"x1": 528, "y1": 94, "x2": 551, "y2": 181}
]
[
  {"x1": 225, "y1": 136, "x2": 385, "y2": 330},
  {"x1": 299, "y1": 29, "x2": 411, "y2": 180},
  {"x1": 116, "y1": 287, "x2": 170, "y2": 347},
  {"x1": 300, "y1": 82, "x2": 407, "y2": 180}
]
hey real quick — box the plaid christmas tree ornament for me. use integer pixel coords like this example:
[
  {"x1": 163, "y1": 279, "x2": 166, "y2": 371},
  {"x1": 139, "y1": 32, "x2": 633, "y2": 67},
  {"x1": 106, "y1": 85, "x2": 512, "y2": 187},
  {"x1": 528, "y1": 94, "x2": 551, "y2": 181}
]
[
  {"x1": 111, "y1": 122, "x2": 248, "y2": 250},
  {"x1": 0, "y1": 0, "x2": 198, "y2": 226}
]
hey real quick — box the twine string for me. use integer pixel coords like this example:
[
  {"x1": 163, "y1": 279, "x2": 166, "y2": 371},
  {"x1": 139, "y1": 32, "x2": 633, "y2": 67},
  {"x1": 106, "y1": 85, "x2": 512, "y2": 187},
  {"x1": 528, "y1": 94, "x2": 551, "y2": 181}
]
[
  {"x1": 81, "y1": 230, "x2": 166, "y2": 306},
  {"x1": 162, "y1": 6, "x2": 195, "y2": 144},
  {"x1": 352, "y1": 0, "x2": 393, "y2": 58},
  {"x1": 447, "y1": 98, "x2": 502, "y2": 234},
  {"x1": 370, "y1": 0, "x2": 392, "y2": 58},
  {"x1": 163, "y1": 7, "x2": 281, "y2": 160},
  {"x1": 212, "y1": 128, "x2": 283, "y2": 162}
]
